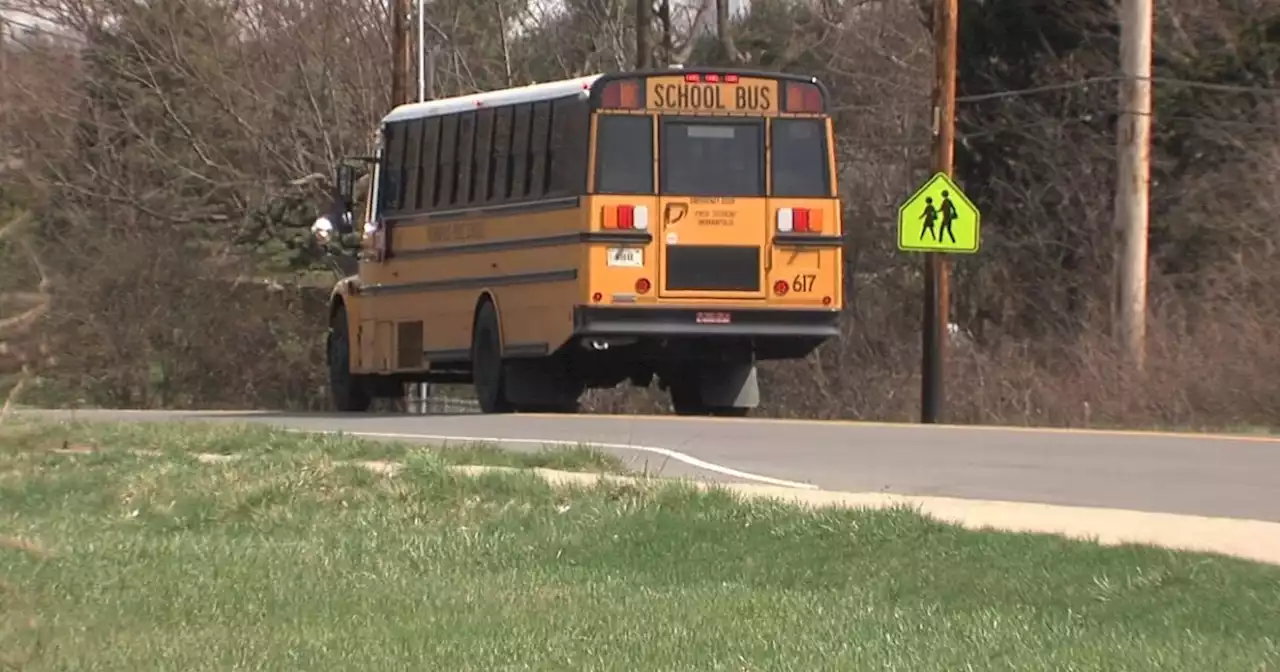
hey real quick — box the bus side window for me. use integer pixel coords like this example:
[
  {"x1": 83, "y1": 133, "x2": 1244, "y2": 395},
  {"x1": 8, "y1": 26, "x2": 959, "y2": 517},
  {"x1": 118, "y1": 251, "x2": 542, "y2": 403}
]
[
  {"x1": 528, "y1": 100, "x2": 552, "y2": 198},
  {"x1": 436, "y1": 114, "x2": 458, "y2": 209},
  {"x1": 454, "y1": 111, "x2": 475, "y2": 206},
  {"x1": 419, "y1": 117, "x2": 440, "y2": 211},
  {"x1": 379, "y1": 122, "x2": 408, "y2": 214},
  {"x1": 547, "y1": 97, "x2": 587, "y2": 197},
  {"x1": 472, "y1": 108, "x2": 495, "y2": 204},
  {"x1": 509, "y1": 104, "x2": 532, "y2": 200},
  {"x1": 401, "y1": 120, "x2": 424, "y2": 213},
  {"x1": 490, "y1": 107, "x2": 514, "y2": 203}
]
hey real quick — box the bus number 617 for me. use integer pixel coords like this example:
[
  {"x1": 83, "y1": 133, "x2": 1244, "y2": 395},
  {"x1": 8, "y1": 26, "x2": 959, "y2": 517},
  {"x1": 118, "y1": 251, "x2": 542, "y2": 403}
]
[{"x1": 792, "y1": 274, "x2": 817, "y2": 292}]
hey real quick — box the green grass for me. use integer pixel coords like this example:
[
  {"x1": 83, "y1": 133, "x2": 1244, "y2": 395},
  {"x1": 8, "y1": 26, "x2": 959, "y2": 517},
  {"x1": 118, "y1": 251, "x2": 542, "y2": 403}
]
[
  {"x1": 0, "y1": 418, "x2": 627, "y2": 473},
  {"x1": 1, "y1": 427, "x2": 1279, "y2": 670}
]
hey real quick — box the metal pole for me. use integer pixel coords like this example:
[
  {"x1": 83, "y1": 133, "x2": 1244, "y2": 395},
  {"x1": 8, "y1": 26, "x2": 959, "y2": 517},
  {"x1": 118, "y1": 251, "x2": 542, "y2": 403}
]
[
  {"x1": 1114, "y1": 0, "x2": 1152, "y2": 370},
  {"x1": 922, "y1": 0, "x2": 958, "y2": 424},
  {"x1": 416, "y1": 0, "x2": 425, "y2": 102}
]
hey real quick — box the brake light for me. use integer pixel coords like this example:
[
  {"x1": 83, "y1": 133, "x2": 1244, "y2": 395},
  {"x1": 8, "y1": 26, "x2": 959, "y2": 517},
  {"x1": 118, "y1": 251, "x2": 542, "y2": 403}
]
[
  {"x1": 600, "y1": 79, "x2": 641, "y2": 109},
  {"x1": 776, "y1": 208, "x2": 824, "y2": 233},
  {"x1": 773, "y1": 280, "x2": 789, "y2": 296},
  {"x1": 602, "y1": 204, "x2": 649, "y2": 230},
  {"x1": 682, "y1": 73, "x2": 740, "y2": 84},
  {"x1": 783, "y1": 81, "x2": 824, "y2": 113},
  {"x1": 635, "y1": 278, "x2": 651, "y2": 294}
]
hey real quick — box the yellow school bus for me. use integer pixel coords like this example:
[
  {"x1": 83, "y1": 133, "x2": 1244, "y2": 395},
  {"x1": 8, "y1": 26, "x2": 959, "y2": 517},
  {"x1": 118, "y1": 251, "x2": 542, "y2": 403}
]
[{"x1": 321, "y1": 68, "x2": 844, "y2": 416}]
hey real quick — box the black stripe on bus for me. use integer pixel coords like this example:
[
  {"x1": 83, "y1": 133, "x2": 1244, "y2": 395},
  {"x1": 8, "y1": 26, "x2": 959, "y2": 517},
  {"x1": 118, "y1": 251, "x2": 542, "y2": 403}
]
[
  {"x1": 772, "y1": 233, "x2": 845, "y2": 248},
  {"x1": 381, "y1": 196, "x2": 582, "y2": 226},
  {"x1": 358, "y1": 269, "x2": 578, "y2": 296},
  {"x1": 391, "y1": 231, "x2": 652, "y2": 259}
]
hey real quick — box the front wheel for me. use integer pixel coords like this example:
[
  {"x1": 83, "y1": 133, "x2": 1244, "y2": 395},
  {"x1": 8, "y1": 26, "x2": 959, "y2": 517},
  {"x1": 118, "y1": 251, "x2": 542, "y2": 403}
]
[{"x1": 328, "y1": 304, "x2": 372, "y2": 412}]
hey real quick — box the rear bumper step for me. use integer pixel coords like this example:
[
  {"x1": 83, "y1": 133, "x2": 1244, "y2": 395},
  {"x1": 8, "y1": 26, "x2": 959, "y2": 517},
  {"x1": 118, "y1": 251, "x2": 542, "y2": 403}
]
[{"x1": 573, "y1": 306, "x2": 840, "y2": 338}]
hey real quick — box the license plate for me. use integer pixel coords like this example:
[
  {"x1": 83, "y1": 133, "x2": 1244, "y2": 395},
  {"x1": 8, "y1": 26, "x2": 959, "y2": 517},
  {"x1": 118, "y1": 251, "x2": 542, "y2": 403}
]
[
  {"x1": 696, "y1": 312, "x2": 731, "y2": 324},
  {"x1": 607, "y1": 247, "x2": 644, "y2": 267}
]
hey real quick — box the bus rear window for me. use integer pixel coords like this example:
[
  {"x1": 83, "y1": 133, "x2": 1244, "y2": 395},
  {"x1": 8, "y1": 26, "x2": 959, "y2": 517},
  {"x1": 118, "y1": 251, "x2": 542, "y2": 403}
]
[
  {"x1": 594, "y1": 115, "x2": 653, "y2": 194},
  {"x1": 660, "y1": 120, "x2": 764, "y2": 197},
  {"x1": 771, "y1": 118, "x2": 830, "y2": 198}
]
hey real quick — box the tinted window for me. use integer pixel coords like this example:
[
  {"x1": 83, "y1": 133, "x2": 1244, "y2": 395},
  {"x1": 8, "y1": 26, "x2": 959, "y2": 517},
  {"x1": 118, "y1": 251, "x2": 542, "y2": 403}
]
[
  {"x1": 454, "y1": 112, "x2": 475, "y2": 205},
  {"x1": 771, "y1": 118, "x2": 830, "y2": 197},
  {"x1": 660, "y1": 120, "x2": 763, "y2": 196},
  {"x1": 528, "y1": 101, "x2": 552, "y2": 197},
  {"x1": 548, "y1": 96, "x2": 588, "y2": 196},
  {"x1": 403, "y1": 120, "x2": 424, "y2": 211},
  {"x1": 509, "y1": 104, "x2": 532, "y2": 198},
  {"x1": 490, "y1": 107, "x2": 513, "y2": 202},
  {"x1": 419, "y1": 117, "x2": 441, "y2": 209},
  {"x1": 436, "y1": 115, "x2": 458, "y2": 207},
  {"x1": 379, "y1": 122, "x2": 408, "y2": 212},
  {"x1": 472, "y1": 109, "x2": 494, "y2": 203},
  {"x1": 594, "y1": 115, "x2": 653, "y2": 194}
]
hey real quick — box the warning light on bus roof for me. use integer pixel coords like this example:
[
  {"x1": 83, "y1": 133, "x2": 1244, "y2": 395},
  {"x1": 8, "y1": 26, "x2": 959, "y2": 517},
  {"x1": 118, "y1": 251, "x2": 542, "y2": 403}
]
[
  {"x1": 684, "y1": 73, "x2": 739, "y2": 84},
  {"x1": 600, "y1": 79, "x2": 641, "y2": 109},
  {"x1": 783, "y1": 81, "x2": 823, "y2": 113}
]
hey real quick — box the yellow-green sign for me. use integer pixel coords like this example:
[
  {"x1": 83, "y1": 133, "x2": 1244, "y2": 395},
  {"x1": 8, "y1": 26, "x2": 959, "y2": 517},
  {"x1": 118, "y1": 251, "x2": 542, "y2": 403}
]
[{"x1": 897, "y1": 172, "x2": 981, "y2": 254}]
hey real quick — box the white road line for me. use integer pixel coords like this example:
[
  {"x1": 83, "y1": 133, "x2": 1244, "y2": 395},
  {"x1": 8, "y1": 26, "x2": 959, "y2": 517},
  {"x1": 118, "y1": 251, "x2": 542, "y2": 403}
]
[{"x1": 285, "y1": 428, "x2": 818, "y2": 490}]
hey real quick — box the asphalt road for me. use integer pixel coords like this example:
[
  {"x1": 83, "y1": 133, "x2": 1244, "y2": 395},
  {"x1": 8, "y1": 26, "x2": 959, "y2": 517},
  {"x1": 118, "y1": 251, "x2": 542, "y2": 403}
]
[{"x1": 18, "y1": 408, "x2": 1280, "y2": 522}]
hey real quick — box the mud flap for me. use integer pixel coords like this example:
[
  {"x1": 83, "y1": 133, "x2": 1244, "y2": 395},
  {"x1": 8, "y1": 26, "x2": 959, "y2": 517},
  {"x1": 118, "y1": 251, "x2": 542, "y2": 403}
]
[{"x1": 698, "y1": 362, "x2": 760, "y2": 409}]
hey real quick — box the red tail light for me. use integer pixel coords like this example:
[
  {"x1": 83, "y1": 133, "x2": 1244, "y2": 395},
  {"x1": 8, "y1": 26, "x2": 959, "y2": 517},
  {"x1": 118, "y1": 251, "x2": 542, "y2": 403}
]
[
  {"x1": 618, "y1": 204, "x2": 634, "y2": 229},
  {"x1": 783, "y1": 81, "x2": 824, "y2": 113},
  {"x1": 682, "y1": 73, "x2": 740, "y2": 84}
]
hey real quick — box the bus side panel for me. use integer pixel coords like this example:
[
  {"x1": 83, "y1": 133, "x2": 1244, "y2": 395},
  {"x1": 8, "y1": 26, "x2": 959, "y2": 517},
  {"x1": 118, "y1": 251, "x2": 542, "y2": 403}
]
[{"x1": 372, "y1": 203, "x2": 589, "y2": 361}]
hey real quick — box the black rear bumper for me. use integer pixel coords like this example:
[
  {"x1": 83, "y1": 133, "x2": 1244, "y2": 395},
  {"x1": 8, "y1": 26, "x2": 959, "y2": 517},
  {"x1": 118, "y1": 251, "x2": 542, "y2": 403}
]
[{"x1": 573, "y1": 306, "x2": 841, "y2": 338}]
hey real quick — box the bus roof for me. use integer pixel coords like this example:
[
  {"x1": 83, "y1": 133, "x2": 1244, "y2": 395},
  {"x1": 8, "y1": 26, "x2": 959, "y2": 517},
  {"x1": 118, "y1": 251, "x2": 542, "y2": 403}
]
[
  {"x1": 378, "y1": 68, "x2": 829, "y2": 125},
  {"x1": 381, "y1": 74, "x2": 603, "y2": 124}
]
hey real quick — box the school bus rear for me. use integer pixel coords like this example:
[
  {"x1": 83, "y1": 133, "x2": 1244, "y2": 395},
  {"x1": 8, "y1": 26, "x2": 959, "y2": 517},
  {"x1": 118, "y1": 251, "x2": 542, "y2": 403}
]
[{"x1": 576, "y1": 70, "x2": 843, "y2": 359}]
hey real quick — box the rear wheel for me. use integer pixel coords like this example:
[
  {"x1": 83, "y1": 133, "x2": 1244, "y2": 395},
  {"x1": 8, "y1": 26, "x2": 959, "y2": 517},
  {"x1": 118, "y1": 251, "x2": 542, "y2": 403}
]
[
  {"x1": 328, "y1": 304, "x2": 372, "y2": 412},
  {"x1": 471, "y1": 301, "x2": 513, "y2": 414}
]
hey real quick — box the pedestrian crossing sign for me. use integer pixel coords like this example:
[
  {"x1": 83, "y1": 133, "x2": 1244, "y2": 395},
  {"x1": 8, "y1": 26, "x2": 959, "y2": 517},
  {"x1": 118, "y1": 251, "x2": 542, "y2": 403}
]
[{"x1": 897, "y1": 172, "x2": 981, "y2": 253}]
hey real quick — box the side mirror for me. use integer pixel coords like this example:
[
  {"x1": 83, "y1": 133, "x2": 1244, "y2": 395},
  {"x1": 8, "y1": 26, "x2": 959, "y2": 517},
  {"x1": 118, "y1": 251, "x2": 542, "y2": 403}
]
[
  {"x1": 335, "y1": 164, "x2": 356, "y2": 210},
  {"x1": 328, "y1": 164, "x2": 357, "y2": 237}
]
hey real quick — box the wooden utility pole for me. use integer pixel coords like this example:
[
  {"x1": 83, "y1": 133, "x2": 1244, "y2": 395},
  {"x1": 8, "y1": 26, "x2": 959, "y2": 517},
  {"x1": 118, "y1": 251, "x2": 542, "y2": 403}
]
[
  {"x1": 635, "y1": 0, "x2": 652, "y2": 69},
  {"x1": 1114, "y1": 0, "x2": 1153, "y2": 370},
  {"x1": 391, "y1": 0, "x2": 412, "y2": 106},
  {"x1": 921, "y1": 0, "x2": 958, "y2": 424}
]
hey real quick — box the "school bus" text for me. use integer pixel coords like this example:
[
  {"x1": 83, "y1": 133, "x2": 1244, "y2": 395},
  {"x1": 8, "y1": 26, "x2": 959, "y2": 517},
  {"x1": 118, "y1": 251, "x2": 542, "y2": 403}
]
[{"x1": 646, "y1": 77, "x2": 779, "y2": 114}]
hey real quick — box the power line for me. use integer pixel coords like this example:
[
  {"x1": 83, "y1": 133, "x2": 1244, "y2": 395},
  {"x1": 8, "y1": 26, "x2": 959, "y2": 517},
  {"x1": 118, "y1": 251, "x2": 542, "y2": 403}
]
[{"x1": 958, "y1": 75, "x2": 1279, "y2": 104}]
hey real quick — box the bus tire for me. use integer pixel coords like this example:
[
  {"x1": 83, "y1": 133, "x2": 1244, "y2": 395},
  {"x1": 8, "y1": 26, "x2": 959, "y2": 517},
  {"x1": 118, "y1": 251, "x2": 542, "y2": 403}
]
[
  {"x1": 328, "y1": 303, "x2": 372, "y2": 412},
  {"x1": 471, "y1": 300, "x2": 513, "y2": 414}
]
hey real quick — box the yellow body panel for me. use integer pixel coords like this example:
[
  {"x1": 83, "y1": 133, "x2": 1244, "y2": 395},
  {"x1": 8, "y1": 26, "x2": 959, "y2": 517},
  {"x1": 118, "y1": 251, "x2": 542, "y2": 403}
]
[{"x1": 346, "y1": 204, "x2": 588, "y2": 373}]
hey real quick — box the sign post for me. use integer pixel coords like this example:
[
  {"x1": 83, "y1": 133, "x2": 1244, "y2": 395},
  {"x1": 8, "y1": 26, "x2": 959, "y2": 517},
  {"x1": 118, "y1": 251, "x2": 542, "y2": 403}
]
[{"x1": 896, "y1": 170, "x2": 981, "y2": 424}]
